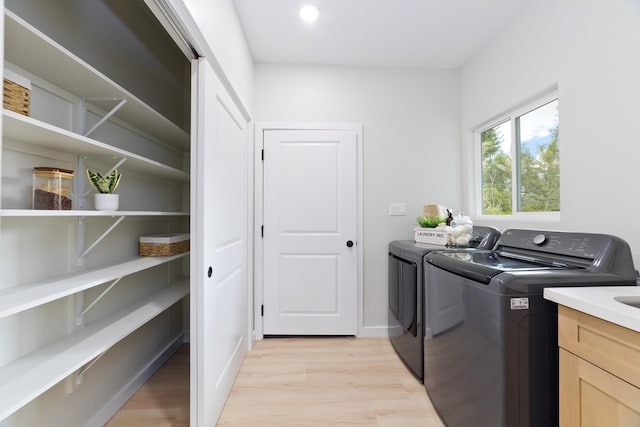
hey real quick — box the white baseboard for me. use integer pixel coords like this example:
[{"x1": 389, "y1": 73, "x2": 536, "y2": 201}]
[
  {"x1": 357, "y1": 325, "x2": 390, "y2": 337},
  {"x1": 251, "y1": 327, "x2": 389, "y2": 339},
  {"x1": 84, "y1": 333, "x2": 185, "y2": 427}
]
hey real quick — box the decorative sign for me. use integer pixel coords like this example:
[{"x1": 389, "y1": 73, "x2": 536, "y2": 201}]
[{"x1": 414, "y1": 227, "x2": 448, "y2": 245}]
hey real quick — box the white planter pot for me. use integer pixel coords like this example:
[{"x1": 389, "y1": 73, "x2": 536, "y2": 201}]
[{"x1": 94, "y1": 193, "x2": 119, "y2": 211}]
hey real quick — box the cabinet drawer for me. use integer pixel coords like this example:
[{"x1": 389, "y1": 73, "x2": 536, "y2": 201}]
[{"x1": 558, "y1": 305, "x2": 640, "y2": 388}]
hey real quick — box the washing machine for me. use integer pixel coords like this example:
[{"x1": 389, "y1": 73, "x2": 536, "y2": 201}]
[
  {"x1": 423, "y1": 229, "x2": 638, "y2": 427},
  {"x1": 388, "y1": 225, "x2": 500, "y2": 381}
]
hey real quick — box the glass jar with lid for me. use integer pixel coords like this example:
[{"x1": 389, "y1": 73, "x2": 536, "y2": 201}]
[
  {"x1": 32, "y1": 167, "x2": 74, "y2": 210},
  {"x1": 450, "y1": 213, "x2": 473, "y2": 247}
]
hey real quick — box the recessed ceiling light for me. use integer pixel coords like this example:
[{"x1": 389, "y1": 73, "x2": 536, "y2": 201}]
[{"x1": 300, "y1": 5, "x2": 319, "y2": 22}]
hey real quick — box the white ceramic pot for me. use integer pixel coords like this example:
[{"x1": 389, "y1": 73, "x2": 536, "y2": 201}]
[{"x1": 94, "y1": 193, "x2": 119, "y2": 211}]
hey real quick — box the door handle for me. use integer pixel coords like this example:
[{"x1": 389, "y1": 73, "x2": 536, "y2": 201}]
[{"x1": 346, "y1": 240, "x2": 354, "y2": 248}]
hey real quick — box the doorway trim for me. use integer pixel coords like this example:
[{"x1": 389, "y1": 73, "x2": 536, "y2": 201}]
[{"x1": 254, "y1": 122, "x2": 364, "y2": 340}]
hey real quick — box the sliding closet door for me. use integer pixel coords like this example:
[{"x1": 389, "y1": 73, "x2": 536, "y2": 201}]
[{"x1": 191, "y1": 57, "x2": 249, "y2": 426}]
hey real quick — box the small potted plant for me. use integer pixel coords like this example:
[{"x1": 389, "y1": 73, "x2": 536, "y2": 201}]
[{"x1": 86, "y1": 169, "x2": 122, "y2": 211}]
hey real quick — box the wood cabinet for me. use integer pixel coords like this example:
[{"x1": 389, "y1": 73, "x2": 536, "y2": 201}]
[
  {"x1": 1, "y1": 7, "x2": 190, "y2": 425},
  {"x1": 558, "y1": 305, "x2": 640, "y2": 426}
]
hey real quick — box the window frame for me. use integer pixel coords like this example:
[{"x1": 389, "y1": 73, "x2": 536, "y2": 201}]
[{"x1": 473, "y1": 89, "x2": 560, "y2": 221}]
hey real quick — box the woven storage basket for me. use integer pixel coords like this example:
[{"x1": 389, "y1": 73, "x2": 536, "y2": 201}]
[
  {"x1": 139, "y1": 233, "x2": 190, "y2": 257},
  {"x1": 3, "y1": 70, "x2": 31, "y2": 116}
]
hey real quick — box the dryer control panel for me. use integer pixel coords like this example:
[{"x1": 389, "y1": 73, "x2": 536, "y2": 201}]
[{"x1": 497, "y1": 229, "x2": 636, "y2": 278}]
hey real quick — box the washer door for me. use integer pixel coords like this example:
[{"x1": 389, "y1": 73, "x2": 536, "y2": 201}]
[{"x1": 389, "y1": 254, "x2": 417, "y2": 335}]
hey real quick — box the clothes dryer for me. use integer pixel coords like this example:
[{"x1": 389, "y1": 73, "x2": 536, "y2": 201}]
[{"x1": 388, "y1": 226, "x2": 500, "y2": 380}]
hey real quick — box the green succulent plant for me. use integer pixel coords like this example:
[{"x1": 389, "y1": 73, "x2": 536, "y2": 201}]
[
  {"x1": 86, "y1": 169, "x2": 122, "y2": 194},
  {"x1": 416, "y1": 215, "x2": 447, "y2": 228}
]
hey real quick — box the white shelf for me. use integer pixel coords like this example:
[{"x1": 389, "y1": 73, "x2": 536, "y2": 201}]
[
  {"x1": 0, "y1": 209, "x2": 189, "y2": 217},
  {"x1": 4, "y1": 10, "x2": 189, "y2": 150},
  {"x1": 0, "y1": 253, "x2": 189, "y2": 319},
  {"x1": 0, "y1": 279, "x2": 189, "y2": 422},
  {"x1": 3, "y1": 110, "x2": 190, "y2": 182}
]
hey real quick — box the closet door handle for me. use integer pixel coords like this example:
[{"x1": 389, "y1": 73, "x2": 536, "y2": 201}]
[{"x1": 346, "y1": 240, "x2": 354, "y2": 248}]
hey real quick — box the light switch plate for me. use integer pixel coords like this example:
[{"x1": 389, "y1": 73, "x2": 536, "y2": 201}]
[{"x1": 389, "y1": 202, "x2": 406, "y2": 216}]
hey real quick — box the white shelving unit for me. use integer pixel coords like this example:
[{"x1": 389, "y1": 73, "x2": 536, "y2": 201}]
[
  {"x1": 0, "y1": 210, "x2": 189, "y2": 217},
  {"x1": 0, "y1": 279, "x2": 189, "y2": 422},
  {"x1": 0, "y1": 7, "x2": 191, "y2": 424},
  {"x1": 4, "y1": 10, "x2": 190, "y2": 150}
]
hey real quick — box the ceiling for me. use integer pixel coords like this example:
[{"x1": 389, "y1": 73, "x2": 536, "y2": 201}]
[{"x1": 232, "y1": 0, "x2": 531, "y2": 69}]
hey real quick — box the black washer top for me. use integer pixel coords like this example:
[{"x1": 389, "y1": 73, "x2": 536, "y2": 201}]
[{"x1": 425, "y1": 228, "x2": 638, "y2": 291}]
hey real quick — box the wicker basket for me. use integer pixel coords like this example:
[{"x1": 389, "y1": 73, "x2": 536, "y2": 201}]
[
  {"x1": 3, "y1": 70, "x2": 31, "y2": 116},
  {"x1": 139, "y1": 233, "x2": 190, "y2": 257}
]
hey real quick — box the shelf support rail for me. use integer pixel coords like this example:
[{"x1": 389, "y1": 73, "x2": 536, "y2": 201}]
[
  {"x1": 81, "y1": 157, "x2": 127, "y2": 199},
  {"x1": 78, "y1": 215, "x2": 126, "y2": 259},
  {"x1": 77, "y1": 216, "x2": 86, "y2": 267},
  {"x1": 82, "y1": 97, "x2": 128, "y2": 138}
]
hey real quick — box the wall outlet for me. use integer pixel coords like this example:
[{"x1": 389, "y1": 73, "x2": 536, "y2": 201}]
[{"x1": 389, "y1": 202, "x2": 406, "y2": 216}]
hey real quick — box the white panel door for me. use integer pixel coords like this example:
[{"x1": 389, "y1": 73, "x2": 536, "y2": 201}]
[
  {"x1": 263, "y1": 129, "x2": 357, "y2": 335},
  {"x1": 191, "y1": 58, "x2": 248, "y2": 426}
]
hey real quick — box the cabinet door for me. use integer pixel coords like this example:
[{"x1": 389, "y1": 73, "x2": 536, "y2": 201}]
[
  {"x1": 190, "y1": 57, "x2": 249, "y2": 426},
  {"x1": 560, "y1": 349, "x2": 640, "y2": 427}
]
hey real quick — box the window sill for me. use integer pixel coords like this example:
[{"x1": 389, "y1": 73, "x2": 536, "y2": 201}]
[{"x1": 474, "y1": 212, "x2": 561, "y2": 225}]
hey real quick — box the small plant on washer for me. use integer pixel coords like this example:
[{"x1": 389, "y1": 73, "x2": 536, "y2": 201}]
[{"x1": 86, "y1": 169, "x2": 122, "y2": 194}]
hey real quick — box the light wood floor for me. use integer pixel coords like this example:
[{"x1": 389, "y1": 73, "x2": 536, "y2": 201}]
[
  {"x1": 106, "y1": 337, "x2": 445, "y2": 426},
  {"x1": 105, "y1": 345, "x2": 190, "y2": 427}
]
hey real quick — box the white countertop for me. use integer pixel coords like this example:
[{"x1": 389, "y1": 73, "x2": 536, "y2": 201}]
[{"x1": 544, "y1": 286, "x2": 640, "y2": 333}]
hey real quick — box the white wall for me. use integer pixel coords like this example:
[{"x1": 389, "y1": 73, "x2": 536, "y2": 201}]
[
  {"x1": 181, "y1": 0, "x2": 254, "y2": 108},
  {"x1": 460, "y1": 0, "x2": 640, "y2": 264},
  {"x1": 253, "y1": 64, "x2": 461, "y2": 332}
]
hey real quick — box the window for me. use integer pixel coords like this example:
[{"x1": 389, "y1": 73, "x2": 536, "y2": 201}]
[{"x1": 479, "y1": 95, "x2": 559, "y2": 215}]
